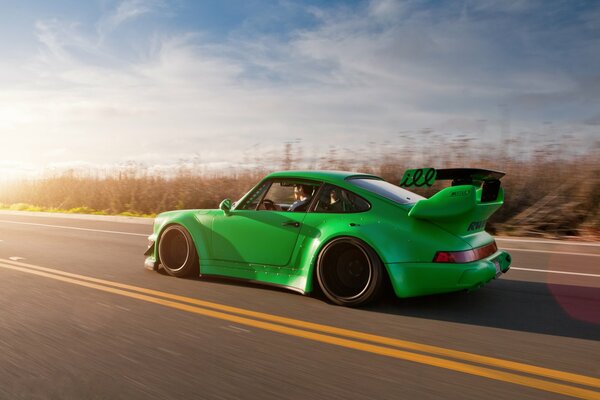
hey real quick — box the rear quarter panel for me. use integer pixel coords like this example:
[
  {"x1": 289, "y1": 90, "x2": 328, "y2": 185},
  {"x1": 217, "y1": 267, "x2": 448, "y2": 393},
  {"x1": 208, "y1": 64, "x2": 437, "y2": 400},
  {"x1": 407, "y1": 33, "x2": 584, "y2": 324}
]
[{"x1": 296, "y1": 196, "x2": 471, "y2": 292}]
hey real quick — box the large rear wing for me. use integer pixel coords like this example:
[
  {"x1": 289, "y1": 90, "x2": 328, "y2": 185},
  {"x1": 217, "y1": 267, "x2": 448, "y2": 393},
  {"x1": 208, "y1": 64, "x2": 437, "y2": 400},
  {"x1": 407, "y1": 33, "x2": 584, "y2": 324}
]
[
  {"x1": 400, "y1": 167, "x2": 504, "y2": 204},
  {"x1": 400, "y1": 168, "x2": 504, "y2": 187},
  {"x1": 399, "y1": 168, "x2": 506, "y2": 235}
]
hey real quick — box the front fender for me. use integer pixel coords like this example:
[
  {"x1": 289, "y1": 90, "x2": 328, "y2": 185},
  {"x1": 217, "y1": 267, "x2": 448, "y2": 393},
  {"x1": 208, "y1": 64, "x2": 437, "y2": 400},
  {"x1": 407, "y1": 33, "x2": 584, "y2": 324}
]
[{"x1": 152, "y1": 210, "x2": 216, "y2": 264}]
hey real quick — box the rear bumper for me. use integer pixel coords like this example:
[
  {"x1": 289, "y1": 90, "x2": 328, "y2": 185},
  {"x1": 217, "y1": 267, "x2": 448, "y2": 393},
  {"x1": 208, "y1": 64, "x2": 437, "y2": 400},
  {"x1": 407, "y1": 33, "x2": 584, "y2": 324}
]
[{"x1": 386, "y1": 250, "x2": 511, "y2": 298}]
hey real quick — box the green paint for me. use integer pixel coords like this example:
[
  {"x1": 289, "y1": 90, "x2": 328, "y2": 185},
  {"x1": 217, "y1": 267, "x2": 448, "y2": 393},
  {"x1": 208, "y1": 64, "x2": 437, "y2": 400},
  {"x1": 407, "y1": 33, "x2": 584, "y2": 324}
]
[{"x1": 146, "y1": 170, "x2": 511, "y2": 299}]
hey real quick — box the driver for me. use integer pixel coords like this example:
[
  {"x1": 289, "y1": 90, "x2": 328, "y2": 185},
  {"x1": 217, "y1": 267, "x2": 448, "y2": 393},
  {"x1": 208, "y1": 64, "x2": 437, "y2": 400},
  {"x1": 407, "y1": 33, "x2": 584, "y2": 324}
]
[{"x1": 288, "y1": 184, "x2": 312, "y2": 212}]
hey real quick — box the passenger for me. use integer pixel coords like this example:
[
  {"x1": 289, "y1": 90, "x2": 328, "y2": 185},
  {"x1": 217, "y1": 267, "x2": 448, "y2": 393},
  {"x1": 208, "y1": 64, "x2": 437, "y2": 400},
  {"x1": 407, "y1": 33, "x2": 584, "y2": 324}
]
[
  {"x1": 326, "y1": 189, "x2": 344, "y2": 212},
  {"x1": 288, "y1": 184, "x2": 313, "y2": 212}
]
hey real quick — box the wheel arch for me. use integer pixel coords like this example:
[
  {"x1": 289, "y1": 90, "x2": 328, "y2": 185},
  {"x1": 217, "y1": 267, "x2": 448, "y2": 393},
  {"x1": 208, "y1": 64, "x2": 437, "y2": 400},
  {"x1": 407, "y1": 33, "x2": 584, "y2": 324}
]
[
  {"x1": 155, "y1": 213, "x2": 212, "y2": 268},
  {"x1": 304, "y1": 232, "x2": 391, "y2": 294}
]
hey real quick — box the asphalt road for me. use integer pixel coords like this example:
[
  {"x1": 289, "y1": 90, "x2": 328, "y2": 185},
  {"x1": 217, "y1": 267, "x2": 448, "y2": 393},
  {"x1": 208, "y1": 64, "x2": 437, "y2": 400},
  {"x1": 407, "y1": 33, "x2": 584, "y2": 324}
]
[{"x1": 0, "y1": 210, "x2": 599, "y2": 400}]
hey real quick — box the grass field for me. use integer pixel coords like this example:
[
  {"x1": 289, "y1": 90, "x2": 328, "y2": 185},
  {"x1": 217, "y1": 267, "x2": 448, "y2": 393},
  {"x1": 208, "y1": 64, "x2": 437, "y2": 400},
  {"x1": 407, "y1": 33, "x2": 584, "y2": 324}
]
[{"x1": 1, "y1": 139, "x2": 598, "y2": 239}]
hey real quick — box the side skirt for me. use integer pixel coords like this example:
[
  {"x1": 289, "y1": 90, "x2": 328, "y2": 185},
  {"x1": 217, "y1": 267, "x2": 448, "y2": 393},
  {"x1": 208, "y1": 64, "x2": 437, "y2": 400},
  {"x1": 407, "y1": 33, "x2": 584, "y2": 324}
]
[{"x1": 199, "y1": 273, "x2": 306, "y2": 295}]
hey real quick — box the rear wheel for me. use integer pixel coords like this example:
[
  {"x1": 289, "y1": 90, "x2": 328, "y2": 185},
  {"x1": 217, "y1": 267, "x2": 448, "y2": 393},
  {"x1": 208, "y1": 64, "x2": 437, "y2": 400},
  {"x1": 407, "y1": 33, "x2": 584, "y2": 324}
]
[
  {"x1": 316, "y1": 237, "x2": 384, "y2": 307},
  {"x1": 158, "y1": 225, "x2": 199, "y2": 278}
]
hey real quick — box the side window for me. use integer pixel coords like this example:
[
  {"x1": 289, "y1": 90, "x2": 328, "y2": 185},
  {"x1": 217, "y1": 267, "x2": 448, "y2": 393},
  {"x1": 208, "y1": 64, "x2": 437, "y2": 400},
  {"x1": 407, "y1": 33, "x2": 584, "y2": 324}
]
[
  {"x1": 314, "y1": 184, "x2": 370, "y2": 213},
  {"x1": 259, "y1": 180, "x2": 319, "y2": 212},
  {"x1": 264, "y1": 183, "x2": 296, "y2": 209},
  {"x1": 236, "y1": 181, "x2": 271, "y2": 210}
]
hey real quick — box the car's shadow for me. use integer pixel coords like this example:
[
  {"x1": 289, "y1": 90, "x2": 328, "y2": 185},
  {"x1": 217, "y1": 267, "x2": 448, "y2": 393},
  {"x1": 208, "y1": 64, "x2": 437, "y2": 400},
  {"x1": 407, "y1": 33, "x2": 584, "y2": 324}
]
[
  {"x1": 157, "y1": 267, "x2": 600, "y2": 341},
  {"x1": 363, "y1": 279, "x2": 600, "y2": 341}
]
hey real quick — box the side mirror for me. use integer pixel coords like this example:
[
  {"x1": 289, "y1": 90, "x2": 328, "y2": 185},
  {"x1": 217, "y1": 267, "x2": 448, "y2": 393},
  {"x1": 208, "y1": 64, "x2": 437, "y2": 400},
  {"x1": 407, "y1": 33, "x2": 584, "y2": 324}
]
[{"x1": 219, "y1": 198, "x2": 232, "y2": 215}]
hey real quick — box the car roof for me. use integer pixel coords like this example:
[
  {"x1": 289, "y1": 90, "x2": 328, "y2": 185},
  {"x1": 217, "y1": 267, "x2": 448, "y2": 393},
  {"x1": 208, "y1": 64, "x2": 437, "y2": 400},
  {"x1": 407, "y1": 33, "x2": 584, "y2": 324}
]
[{"x1": 265, "y1": 170, "x2": 381, "y2": 183}]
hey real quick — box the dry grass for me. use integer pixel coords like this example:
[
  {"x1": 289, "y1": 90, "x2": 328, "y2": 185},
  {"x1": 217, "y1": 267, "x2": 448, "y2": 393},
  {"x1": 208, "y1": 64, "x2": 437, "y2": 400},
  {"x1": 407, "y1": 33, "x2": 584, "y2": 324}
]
[{"x1": 1, "y1": 138, "x2": 598, "y2": 239}]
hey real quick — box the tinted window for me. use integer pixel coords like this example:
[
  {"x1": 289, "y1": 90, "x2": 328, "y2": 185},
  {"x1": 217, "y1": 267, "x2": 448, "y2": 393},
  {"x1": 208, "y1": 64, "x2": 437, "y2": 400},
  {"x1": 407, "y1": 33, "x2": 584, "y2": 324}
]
[
  {"x1": 238, "y1": 180, "x2": 319, "y2": 212},
  {"x1": 314, "y1": 184, "x2": 370, "y2": 213},
  {"x1": 347, "y1": 178, "x2": 423, "y2": 205},
  {"x1": 262, "y1": 181, "x2": 318, "y2": 212}
]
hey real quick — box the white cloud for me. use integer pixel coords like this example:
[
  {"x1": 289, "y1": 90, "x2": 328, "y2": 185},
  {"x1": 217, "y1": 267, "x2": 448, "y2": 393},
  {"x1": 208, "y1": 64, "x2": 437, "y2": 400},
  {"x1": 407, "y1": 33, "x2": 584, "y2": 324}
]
[
  {"x1": 98, "y1": 0, "x2": 164, "y2": 37},
  {"x1": 368, "y1": 0, "x2": 411, "y2": 21},
  {"x1": 1, "y1": 0, "x2": 598, "y2": 179},
  {"x1": 467, "y1": 0, "x2": 543, "y2": 14},
  {"x1": 35, "y1": 19, "x2": 74, "y2": 63}
]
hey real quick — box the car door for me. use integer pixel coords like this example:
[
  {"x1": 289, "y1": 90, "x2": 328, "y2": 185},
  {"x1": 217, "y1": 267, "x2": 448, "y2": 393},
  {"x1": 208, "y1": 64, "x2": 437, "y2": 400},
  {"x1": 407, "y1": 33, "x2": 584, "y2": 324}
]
[{"x1": 211, "y1": 179, "x2": 318, "y2": 266}]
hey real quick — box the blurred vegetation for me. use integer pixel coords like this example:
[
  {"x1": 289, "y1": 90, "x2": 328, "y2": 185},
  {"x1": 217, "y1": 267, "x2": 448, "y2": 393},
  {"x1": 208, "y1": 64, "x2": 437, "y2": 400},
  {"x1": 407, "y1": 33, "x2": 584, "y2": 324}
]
[{"x1": 0, "y1": 135, "x2": 598, "y2": 239}]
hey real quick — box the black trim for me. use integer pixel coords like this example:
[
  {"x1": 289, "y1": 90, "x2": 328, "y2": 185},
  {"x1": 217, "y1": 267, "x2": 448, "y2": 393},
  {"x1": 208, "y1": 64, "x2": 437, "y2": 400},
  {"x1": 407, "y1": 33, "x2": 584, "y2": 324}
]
[
  {"x1": 307, "y1": 183, "x2": 326, "y2": 212},
  {"x1": 435, "y1": 168, "x2": 505, "y2": 185},
  {"x1": 481, "y1": 179, "x2": 501, "y2": 203}
]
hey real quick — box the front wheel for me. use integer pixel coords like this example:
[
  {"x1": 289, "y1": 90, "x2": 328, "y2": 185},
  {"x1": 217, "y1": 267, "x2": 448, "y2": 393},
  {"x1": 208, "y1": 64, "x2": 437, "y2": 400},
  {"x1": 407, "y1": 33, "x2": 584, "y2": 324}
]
[
  {"x1": 158, "y1": 225, "x2": 199, "y2": 278},
  {"x1": 316, "y1": 237, "x2": 384, "y2": 307}
]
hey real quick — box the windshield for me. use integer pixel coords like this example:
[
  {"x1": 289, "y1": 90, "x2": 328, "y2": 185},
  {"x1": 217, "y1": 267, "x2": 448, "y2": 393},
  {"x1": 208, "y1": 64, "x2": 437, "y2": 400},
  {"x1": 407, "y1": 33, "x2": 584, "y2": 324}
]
[{"x1": 347, "y1": 177, "x2": 424, "y2": 205}]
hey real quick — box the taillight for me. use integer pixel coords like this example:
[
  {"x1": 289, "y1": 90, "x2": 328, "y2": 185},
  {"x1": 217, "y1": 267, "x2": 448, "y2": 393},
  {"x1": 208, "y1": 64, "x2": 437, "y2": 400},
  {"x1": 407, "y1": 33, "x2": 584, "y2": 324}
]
[{"x1": 433, "y1": 242, "x2": 498, "y2": 263}]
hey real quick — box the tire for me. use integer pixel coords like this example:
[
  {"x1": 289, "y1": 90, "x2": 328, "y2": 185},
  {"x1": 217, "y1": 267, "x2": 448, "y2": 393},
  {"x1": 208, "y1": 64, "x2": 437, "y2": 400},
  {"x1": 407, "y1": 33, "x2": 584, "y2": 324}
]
[
  {"x1": 316, "y1": 237, "x2": 384, "y2": 307},
  {"x1": 158, "y1": 225, "x2": 199, "y2": 278}
]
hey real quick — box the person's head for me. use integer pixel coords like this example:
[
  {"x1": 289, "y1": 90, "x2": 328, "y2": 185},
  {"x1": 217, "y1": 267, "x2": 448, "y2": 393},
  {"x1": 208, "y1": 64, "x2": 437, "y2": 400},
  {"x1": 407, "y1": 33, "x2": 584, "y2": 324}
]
[
  {"x1": 330, "y1": 190, "x2": 339, "y2": 203},
  {"x1": 294, "y1": 184, "x2": 311, "y2": 200}
]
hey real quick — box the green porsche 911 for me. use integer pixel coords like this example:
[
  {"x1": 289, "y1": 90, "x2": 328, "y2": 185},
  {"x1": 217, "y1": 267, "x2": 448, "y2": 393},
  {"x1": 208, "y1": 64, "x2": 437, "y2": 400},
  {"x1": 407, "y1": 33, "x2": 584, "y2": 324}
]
[{"x1": 144, "y1": 168, "x2": 511, "y2": 307}]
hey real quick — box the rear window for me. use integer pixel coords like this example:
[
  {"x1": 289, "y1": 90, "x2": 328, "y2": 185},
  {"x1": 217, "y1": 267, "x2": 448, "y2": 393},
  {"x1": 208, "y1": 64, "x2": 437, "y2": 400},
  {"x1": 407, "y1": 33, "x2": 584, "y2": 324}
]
[{"x1": 347, "y1": 177, "x2": 424, "y2": 205}]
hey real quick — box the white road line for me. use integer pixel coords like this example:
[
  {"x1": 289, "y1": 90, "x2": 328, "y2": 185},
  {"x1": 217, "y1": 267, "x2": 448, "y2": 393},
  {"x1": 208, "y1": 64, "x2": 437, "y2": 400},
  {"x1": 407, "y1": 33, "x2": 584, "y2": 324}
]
[
  {"x1": 8, "y1": 256, "x2": 25, "y2": 261},
  {"x1": 497, "y1": 238, "x2": 600, "y2": 247},
  {"x1": 511, "y1": 267, "x2": 600, "y2": 278},
  {"x1": 0, "y1": 210, "x2": 152, "y2": 225},
  {"x1": 502, "y1": 247, "x2": 600, "y2": 258},
  {"x1": 157, "y1": 347, "x2": 182, "y2": 357},
  {"x1": 0, "y1": 220, "x2": 148, "y2": 237},
  {"x1": 223, "y1": 325, "x2": 251, "y2": 333}
]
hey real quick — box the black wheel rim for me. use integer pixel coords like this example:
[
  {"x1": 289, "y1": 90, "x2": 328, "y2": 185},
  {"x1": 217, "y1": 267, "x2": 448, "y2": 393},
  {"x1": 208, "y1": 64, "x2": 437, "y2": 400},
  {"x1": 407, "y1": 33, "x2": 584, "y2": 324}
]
[
  {"x1": 320, "y1": 241, "x2": 372, "y2": 300},
  {"x1": 160, "y1": 228, "x2": 190, "y2": 272}
]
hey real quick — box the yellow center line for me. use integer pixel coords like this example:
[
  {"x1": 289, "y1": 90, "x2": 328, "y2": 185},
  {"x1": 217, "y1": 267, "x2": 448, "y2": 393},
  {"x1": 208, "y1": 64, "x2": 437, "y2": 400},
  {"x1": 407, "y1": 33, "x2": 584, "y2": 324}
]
[
  {"x1": 1, "y1": 260, "x2": 599, "y2": 400},
  {"x1": 2, "y1": 257, "x2": 598, "y2": 390}
]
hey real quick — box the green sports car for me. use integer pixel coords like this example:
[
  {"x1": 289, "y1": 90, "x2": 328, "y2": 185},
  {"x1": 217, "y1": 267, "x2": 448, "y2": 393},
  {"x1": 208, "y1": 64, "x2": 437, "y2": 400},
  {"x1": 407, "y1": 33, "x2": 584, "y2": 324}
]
[{"x1": 144, "y1": 168, "x2": 511, "y2": 307}]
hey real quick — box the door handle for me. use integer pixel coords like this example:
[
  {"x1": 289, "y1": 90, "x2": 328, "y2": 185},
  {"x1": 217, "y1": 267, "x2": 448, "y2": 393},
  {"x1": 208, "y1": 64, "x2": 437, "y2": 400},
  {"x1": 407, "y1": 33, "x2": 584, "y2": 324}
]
[{"x1": 282, "y1": 221, "x2": 301, "y2": 227}]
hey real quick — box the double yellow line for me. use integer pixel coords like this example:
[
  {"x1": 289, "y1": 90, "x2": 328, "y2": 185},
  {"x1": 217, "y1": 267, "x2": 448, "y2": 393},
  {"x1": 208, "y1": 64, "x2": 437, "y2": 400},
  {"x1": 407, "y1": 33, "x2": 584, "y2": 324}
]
[{"x1": 1, "y1": 258, "x2": 599, "y2": 399}]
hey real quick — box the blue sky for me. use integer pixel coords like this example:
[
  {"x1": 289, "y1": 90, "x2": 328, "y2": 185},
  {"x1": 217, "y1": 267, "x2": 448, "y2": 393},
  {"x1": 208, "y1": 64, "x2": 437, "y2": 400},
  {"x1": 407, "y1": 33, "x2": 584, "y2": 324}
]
[{"x1": 1, "y1": 0, "x2": 599, "y2": 177}]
